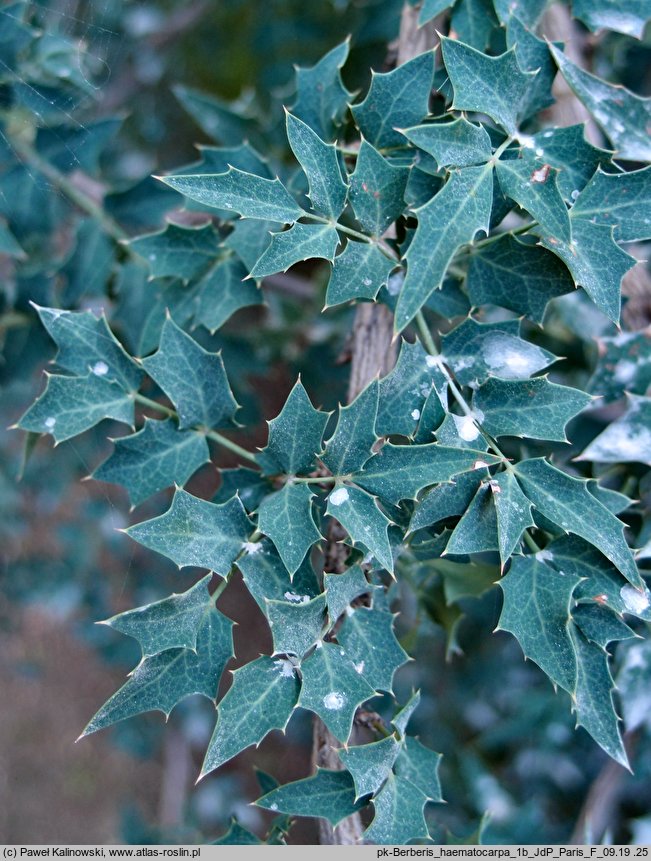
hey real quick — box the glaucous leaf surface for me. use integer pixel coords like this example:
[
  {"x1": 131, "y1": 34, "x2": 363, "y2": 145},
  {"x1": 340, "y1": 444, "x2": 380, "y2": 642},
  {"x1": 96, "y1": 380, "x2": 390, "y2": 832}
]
[
  {"x1": 249, "y1": 222, "x2": 340, "y2": 278},
  {"x1": 325, "y1": 240, "x2": 395, "y2": 306},
  {"x1": 349, "y1": 141, "x2": 409, "y2": 237},
  {"x1": 338, "y1": 735, "x2": 401, "y2": 800},
  {"x1": 256, "y1": 769, "x2": 366, "y2": 826},
  {"x1": 579, "y1": 396, "x2": 651, "y2": 466},
  {"x1": 285, "y1": 111, "x2": 347, "y2": 219},
  {"x1": 266, "y1": 594, "x2": 327, "y2": 658},
  {"x1": 129, "y1": 222, "x2": 220, "y2": 282},
  {"x1": 292, "y1": 40, "x2": 353, "y2": 141},
  {"x1": 402, "y1": 119, "x2": 492, "y2": 169},
  {"x1": 321, "y1": 380, "x2": 378, "y2": 476},
  {"x1": 326, "y1": 484, "x2": 394, "y2": 573},
  {"x1": 257, "y1": 483, "x2": 322, "y2": 575},
  {"x1": 337, "y1": 606, "x2": 408, "y2": 694}
]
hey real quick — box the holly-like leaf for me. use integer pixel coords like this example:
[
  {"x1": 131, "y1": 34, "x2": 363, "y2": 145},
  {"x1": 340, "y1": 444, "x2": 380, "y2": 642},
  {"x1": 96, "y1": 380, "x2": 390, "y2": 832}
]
[
  {"x1": 573, "y1": 604, "x2": 636, "y2": 649},
  {"x1": 160, "y1": 168, "x2": 305, "y2": 223},
  {"x1": 237, "y1": 540, "x2": 320, "y2": 610},
  {"x1": 498, "y1": 555, "x2": 581, "y2": 691},
  {"x1": 441, "y1": 38, "x2": 535, "y2": 135},
  {"x1": 396, "y1": 165, "x2": 493, "y2": 332},
  {"x1": 351, "y1": 51, "x2": 435, "y2": 150},
  {"x1": 81, "y1": 607, "x2": 233, "y2": 737},
  {"x1": 402, "y1": 119, "x2": 492, "y2": 169},
  {"x1": 451, "y1": 0, "x2": 501, "y2": 51},
  {"x1": 322, "y1": 380, "x2": 378, "y2": 476},
  {"x1": 326, "y1": 484, "x2": 394, "y2": 573},
  {"x1": 292, "y1": 40, "x2": 353, "y2": 142},
  {"x1": 257, "y1": 483, "x2": 322, "y2": 575},
  {"x1": 266, "y1": 594, "x2": 327, "y2": 657},
  {"x1": 617, "y1": 641, "x2": 651, "y2": 731},
  {"x1": 579, "y1": 395, "x2": 651, "y2": 467},
  {"x1": 249, "y1": 222, "x2": 340, "y2": 278},
  {"x1": 223, "y1": 219, "x2": 277, "y2": 271},
  {"x1": 355, "y1": 442, "x2": 500, "y2": 505},
  {"x1": 514, "y1": 459, "x2": 642, "y2": 588},
  {"x1": 141, "y1": 316, "x2": 238, "y2": 430},
  {"x1": 466, "y1": 235, "x2": 574, "y2": 323},
  {"x1": 392, "y1": 691, "x2": 421, "y2": 736},
  {"x1": 213, "y1": 821, "x2": 262, "y2": 845},
  {"x1": 548, "y1": 44, "x2": 651, "y2": 162},
  {"x1": 537, "y1": 218, "x2": 635, "y2": 324},
  {"x1": 572, "y1": 0, "x2": 650, "y2": 39},
  {"x1": 364, "y1": 773, "x2": 429, "y2": 845},
  {"x1": 285, "y1": 111, "x2": 347, "y2": 220},
  {"x1": 571, "y1": 167, "x2": 651, "y2": 243},
  {"x1": 531, "y1": 125, "x2": 612, "y2": 202},
  {"x1": 338, "y1": 735, "x2": 400, "y2": 799},
  {"x1": 125, "y1": 489, "x2": 252, "y2": 575},
  {"x1": 201, "y1": 655, "x2": 300, "y2": 775},
  {"x1": 298, "y1": 642, "x2": 376, "y2": 742},
  {"x1": 195, "y1": 256, "x2": 262, "y2": 333},
  {"x1": 394, "y1": 736, "x2": 443, "y2": 801},
  {"x1": 173, "y1": 84, "x2": 259, "y2": 146},
  {"x1": 506, "y1": 16, "x2": 557, "y2": 121},
  {"x1": 495, "y1": 150, "x2": 571, "y2": 243},
  {"x1": 256, "y1": 769, "x2": 366, "y2": 826},
  {"x1": 18, "y1": 373, "x2": 134, "y2": 444},
  {"x1": 100, "y1": 574, "x2": 213, "y2": 657},
  {"x1": 33, "y1": 304, "x2": 142, "y2": 392},
  {"x1": 474, "y1": 377, "x2": 590, "y2": 442},
  {"x1": 324, "y1": 565, "x2": 372, "y2": 624},
  {"x1": 325, "y1": 240, "x2": 395, "y2": 306},
  {"x1": 445, "y1": 483, "x2": 498, "y2": 556},
  {"x1": 337, "y1": 607, "x2": 409, "y2": 694},
  {"x1": 414, "y1": 386, "x2": 447, "y2": 443},
  {"x1": 409, "y1": 470, "x2": 484, "y2": 533},
  {"x1": 258, "y1": 379, "x2": 330, "y2": 475},
  {"x1": 491, "y1": 471, "x2": 535, "y2": 565},
  {"x1": 129, "y1": 222, "x2": 220, "y2": 282},
  {"x1": 588, "y1": 328, "x2": 651, "y2": 404},
  {"x1": 214, "y1": 467, "x2": 271, "y2": 511},
  {"x1": 349, "y1": 141, "x2": 409, "y2": 237},
  {"x1": 376, "y1": 340, "x2": 448, "y2": 438},
  {"x1": 93, "y1": 418, "x2": 210, "y2": 508},
  {"x1": 418, "y1": 0, "x2": 453, "y2": 24}
]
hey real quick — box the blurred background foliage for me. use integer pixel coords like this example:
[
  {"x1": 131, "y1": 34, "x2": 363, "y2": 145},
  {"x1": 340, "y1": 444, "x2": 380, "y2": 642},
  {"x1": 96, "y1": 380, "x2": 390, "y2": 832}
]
[{"x1": 1, "y1": 0, "x2": 651, "y2": 845}]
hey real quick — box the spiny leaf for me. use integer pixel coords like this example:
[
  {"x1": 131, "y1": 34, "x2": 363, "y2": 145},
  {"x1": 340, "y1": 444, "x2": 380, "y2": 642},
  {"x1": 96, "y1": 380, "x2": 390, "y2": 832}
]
[
  {"x1": 419, "y1": 0, "x2": 453, "y2": 25},
  {"x1": 441, "y1": 38, "x2": 535, "y2": 135},
  {"x1": 498, "y1": 554, "x2": 581, "y2": 691},
  {"x1": 531, "y1": 125, "x2": 613, "y2": 203},
  {"x1": 125, "y1": 489, "x2": 252, "y2": 575},
  {"x1": 141, "y1": 315, "x2": 239, "y2": 430},
  {"x1": 466, "y1": 235, "x2": 574, "y2": 323},
  {"x1": 129, "y1": 222, "x2": 220, "y2": 282},
  {"x1": 351, "y1": 51, "x2": 435, "y2": 149},
  {"x1": 285, "y1": 111, "x2": 347, "y2": 219},
  {"x1": 223, "y1": 219, "x2": 278, "y2": 271},
  {"x1": 451, "y1": 0, "x2": 500, "y2": 52},
  {"x1": 257, "y1": 483, "x2": 322, "y2": 575},
  {"x1": 349, "y1": 140, "x2": 409, "y2": 237},
  {"x1": 572, "y1": 0, "x2": 650, "y2": 39},
  {"x1": 18, "y1": 373, "x2": 134, "y2": 444},
  {"x1": 195, "y1": 256, "x2": 262, "y2": 333},
  {"x1": 445, "y1": 483, "x2": 498, "y2": 556},
  {"x1": 322, "y1": 380, "x2": 379, "y2": 476},
  {"x1": 492, "y1": 471, "x2": 536, "y2": 566},
  {"x1": 514, "y1": 459, "x2": 643, "y2": 588},
  {"x1": 33, "y1": 304, "x2": 142, "y2": 391},
  {"x1": 548, "y1": 44, "x2": 651, "y2": 162},
  {"x1": 213, "y1": 821, "x2": 262, "y2": 845},
  {"x1": 249, "y1": 222, "x2": 340, "y2": 278},
  {"x1": 326, "y1": 484, "x2": 394, "y2": 573},
  {"x1": 266, "y1": 594, "x2": 327, "y2": 658},
  {"x1": 81, "y1": 607, "x2": 233, "y2": 737},
  {"x1": 392, "y1": 691, "x2": 421, "y2": 736},
  {"x1": 393, "y1": 736, "x2": 443, "y2": 801},
  {"x1": 325, "y1": 239, "x2": 395, "y2": 307},
  {"x1": 173, "y1": 84, "x2": 259, "y2": 146},
  {"x1": 495, "y1": 150, "x2": 571, "y2": 243},
  {"x1": 473, "y1": 377, "x2": 591, "y2": 442},
  {"x1": 201, "y1": 655, "x2": 300, "y2": 774},
  {"x1": 324, "y1": 565, "x2": 372, "y2": 625},
  {"x1": 298, "y1": 642, "x2": 376, "y2": 742},
  {"x1": 493, "y1": 0, "x2": 548, "y2": 25},
  {"x1": 160, "y1": 168, "x2": 305, "y2": 223},
  {"x1": 571, "y1": 166, "x2": 651, "y2": 243},
  {"x1": 536, "y1": 218, "x2": 635, "y2": 324},
  {"x1": 237, "y1": 540, "x2": 320, "y2": 611},
  {"x1": 505, "y1": 16, "x2": 558, "y2": 121},
  {"x1": 409, "y1": 470, "x2": 485, "y2": 533},
  {"x1": 100, "y1": 574, "x2": 213, "y2": 657},
  {"x1": 337, "y1": 607, "x2": 409, "y2": 694},
  {"x1": 364, "y1": 772, "x2": 429, "y2": 845},
  {"x1": 401, "y1": 119, "x2": 492, "y2": 169},
  {"x1": 573, "y1": 604, "x2": 636, "y2": 650},
  {"x1": 214, "y1": 467, "x2": 271, "y2": 511},
  {"x1": 292, "y1": 40, "x2": 353, "y2": 142},
  {"x1": 258, "y1": 379, "x2": 330, "y2": 476},
  {"x1": 93, "y1": 418, "x2": 210, "y2": 508},
  {"x1": 578, "y1": 395, "x2": 651, "y2": 467},
  {"x1": 355, "y1": 442, "x2": 500, "y2": 505},
  {"x1": 395, "y1": 165, "x2": 493, "y2": 332},
  {"x1": 338, "y1": 735, "x2": 400, "y2": 800},
  {"x1": 255, "y1": 769, "x2": 366, "y2": 826}
]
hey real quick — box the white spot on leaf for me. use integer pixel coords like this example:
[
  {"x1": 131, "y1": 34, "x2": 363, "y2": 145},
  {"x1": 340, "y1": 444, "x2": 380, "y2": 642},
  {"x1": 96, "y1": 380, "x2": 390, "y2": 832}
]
[
  {"x1": 323, "y1": 691, "x2": 345, "y2": 711},
  {"x1": 242, "y1": 541, "x2": 262, "y2": 554},
  {"x1": 621, "y1": 584, "x2": 650, "y2": 615},
  {"x1": 329, "y1": 487, "x2": 349, "y2": 506},
  {"x1": 92, "y1": 361, "x2": 109, "y2": 376},
  {"x1": 411, "y1": 409, "x2": 421, "y2": 421},
  {"x1": 44, "y1": 417, "x2": 56, "y2": 429}
]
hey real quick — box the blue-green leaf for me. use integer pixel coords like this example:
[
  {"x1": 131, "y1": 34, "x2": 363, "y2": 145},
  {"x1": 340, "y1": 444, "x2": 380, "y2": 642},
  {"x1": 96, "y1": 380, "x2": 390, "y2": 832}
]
[
  {"x1": 237, "y1": 540, "x2": 321, "y2": 610},
  {"x1": 286, "y1": 111, "x2": 347, "y2": 219},
  {"x1": 324, "y1": 565, "x2": 372, "y2": 625},
  {"x1": 325, "y1": 240, "x2": 395, "y2": 307},
  {"x1": 409, "y1": 470, "x2": 484, "y2": 533},
  {"x1": 349, "y1": 141, "x2": 409, "y2": 237},
  {"x1": 402, "y1": 119, "x2": 492, "y2": 169},
  {"x1": 418, "y1": 0, "x2": 453, "y2": 24},
  {"x1": 256, "y1": 769, "x2": 366, "y2": 826},
  {"x1": 445, "y1": 484, "x2": 498, "y2": 555},
  {"x1": 298, "y1": 642, "x2": 376, "y2": 742},
  {"x1": 257, "y1": 483, "x2": 322, "y2": 575},
  {"x1": 201, "y1": 655, "x2": 300, "y2": 774},
  {"x1": 93, "y1": 418, "x2": 210, "y2": 507},
  {"x1": 125, "y1": 489, "x2": 252, "y2": 575},
  {"x1": 394, "y1": 736, "x2": 443, "y2": 801},
  {"x1": 195, "y1": 256, "x2": 262, "y2": 333},
  {"x1": 572, "y1": 0, "x2": 650, "y2": 39},
  {"x1": 588, "y1": 329, "x2": 651, "y2": 404},
  {"x1": 129, "y1": 222, "x2": 220, "y2": 282},
  {"x1": 322, "y1": 380, "x2": 378, "y2": 476},
  {"x1": 141, "y1": 315, "x2": 239, "y2": 430},
  {"x1": 571, "y1": 167, "x2": 651, "y2": 243},
  {"x1": 81, "y1": 607, "x2": 233, "y2": 737},
  {"x1": 338, "y1": 735, "x2": 400, "y2": 799},
  {"x1": 292, "y1": 40, "x2": 354, "y2": 142},
  {"x1": 249, "y1": 222, "x2": 340, "y2": 278},
  {"x1": 492, "y1": 471, "x2": 535, "y2": 566},
  {"x1": 326, "y1": 484, "x2": 394, "y2": 573},
  {"x1": 337, "y1": 607, "x2": 409, "y2": 694},
  {"x1": 578, "y1": 395, "x2": 651, "y2": 467},
  {"x1": 101, "y1": 574, "x2": 212, "y2": 657},
  {"x1": 531, "y1": 125, "x2": 612, "y2": 202},
  {"x1": 267, "y1": 594, "x2": 327, "y2": 657},
  {"x1": 364, "y1": 773, "x2": 429, "y2": 845}
]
